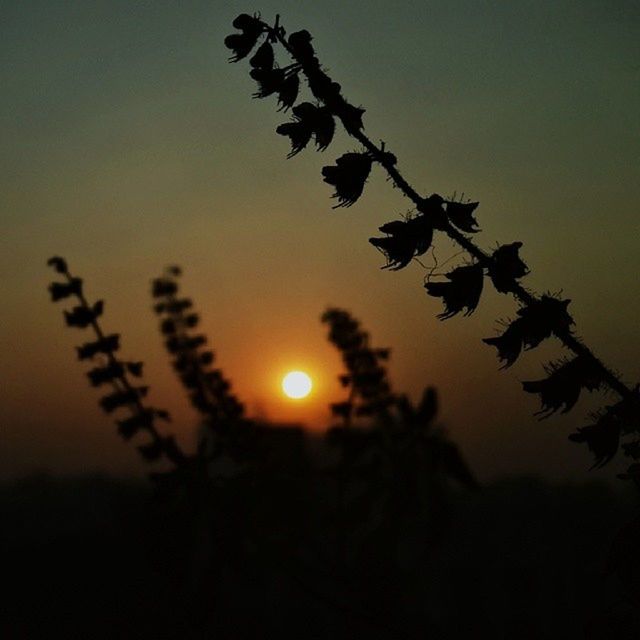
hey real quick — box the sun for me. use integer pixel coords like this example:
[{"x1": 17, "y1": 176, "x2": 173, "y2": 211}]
[{"x1": 282, "y1": 371, "x2": 313, "y2": 399}]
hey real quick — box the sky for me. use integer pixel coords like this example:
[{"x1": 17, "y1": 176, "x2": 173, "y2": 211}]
[{"x1": 1, "y1": 0, "x2": 639, "y2": 483}]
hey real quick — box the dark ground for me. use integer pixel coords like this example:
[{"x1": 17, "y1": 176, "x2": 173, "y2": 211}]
[{"x1": 2, "y1": 471, "x2": 638, "y2": 639}]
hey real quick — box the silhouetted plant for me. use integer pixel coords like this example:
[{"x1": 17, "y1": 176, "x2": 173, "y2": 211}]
[
  {"x1": 312, "y1": 308, "x2": 477, "y2": 633},
  {"x1": 49, "y1": 257, "x2": 632, "y2": 635},
  {"x1": 151, "y1": 267, "x2": 254, "y2": 469},
  {"x1": 321, "y1": 308, "x2": 475, "y2": 569},
  {"x1": 225, "y1": 14, "x2": 640, "y2": 478},
  {"x1": 323, "y1": 308, "x2": 476, "y2": 484},
  {"x1": 47, "y1": 257, "x2": 187, "y2": 469}
]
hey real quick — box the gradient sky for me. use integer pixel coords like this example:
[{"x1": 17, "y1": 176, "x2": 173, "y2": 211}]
[{"x1": 2, "y1": 1, "x2": 639, "y2": 482}]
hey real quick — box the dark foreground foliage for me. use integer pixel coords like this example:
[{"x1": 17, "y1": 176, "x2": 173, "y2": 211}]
[{"x1": 2, "y1": 472, "x2": 638, "y2": 639}]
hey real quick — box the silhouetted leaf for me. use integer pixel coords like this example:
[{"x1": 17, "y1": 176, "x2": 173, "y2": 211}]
[
  {"x1": 569, "y1": 407, "x2": 621, "y2": 468},
  {"x1": 184, "y1": 313, "x2": 199, "y2": 328},
  {"x1": 165, "y1": 334, "x2": 207, "y2": 354},
  {"x1": 482, "y1": 321, "x2": 524, "y2": 369},
  {"x1": 48, "y1": 278, "x2": 82, "y2": 302},
  {"x1": 204, "y1": 369, "x2": 224, "y2": 386},
  {"x1": 445, "y1": 201, "x2": 480, "y2": 233},
  {"x1": 180, "y1": 371, "x2": 200, "y2": 389},
  {"x1": 249, "y1": 41, "x2": 274, "y2": 69},
  {"x1": 162, "y1": 436, "x2": 186, "y2": 464},
  {"x1": 117, "y1": 410, "x2": 154, "y2": 440},
  {"x1": 277, "y1": 72, "x2": 299, "y2": 111},
  {"x1": 76, "y1": 334, "x2": 120, "y2": 360},
  {"x1": 352, "y1": 370, "x2": 385, "y2": 388},
  {"x1": 523, "y1": 356, "x2": 604, "y2": 418},
  {"x1": 64, "y1": 302, "x2": 103, "y2": 328},
  {"x1": 206, "y1": 370, "x2": 230, "y2": 393},
  {"x1": 277, "y1": 102, "x2": 336, "y2": 157},
  {"x1": 483, "y1": 296, "x2": 573, "y2": 367},
  {"x1": 331, "y1": 401, "x2": 353, "y2": 419},
  {"x1": 519, "y1": 296, "x2": 574, "y2": 349},
  {"x1": 126, "y1": 361, "x2": 144, "y2": 377},
  {"x1": 369, "y1": 214, "x2": 434, "y2": 270},
  {"x1": 47, "y1": 256, "x2": 68, "y2": 274},
  {"x1": 200, "y1": 351, "x2": 214, "y2": 365},
  {"x1": 395, "y1": 388, "x2": 438, "y2": 430},
  {"x1": 312, "y1": 106, "x2": 335, "y2": 150},
  {"x1": 224, "y1": 14, "x2": 264, "y2": 62},
  {"x1": 489, "y1": 242, "x2": 529, "y2": 293},
  {"x1": 165, "y1": 298, "x2": 192, "y2": 313},
  {"x1": 338, "y1": 374, "x2": 351, "y2": 388},
  {"x1": 276, "y1": 120, "x2": 313, "y2": 157},
  {"x1": 417, "y1": 387, "x2": 438, "y2": 425},
  {"x1": 321, "y1": 152, "x2": 372, "y2": 208},
  {"x1": 425, "y1": 264, "x2": 484, "y2": 319},
  {"x1": 250, "y1": 66, "x2": 286, "y2": 98},
  {"x1": 152, "y1": 278, "x2": 177, "y2": 298},
  {"x1": 86, "y1": 362, "x2": 124, "y2": 387},
  {"x1": 100, "y1": 387, "x2": 147, "y2": 413},
  {"x1": 186, "y1": 335, "x2": 206, "y2": 350},
  {"x1": 345, "y1": 349, "x2": 378, "y2": 370},
  {"x1": 396, "y1": 395, "x2": 415, "y2": 424},
  {"x1": 161, "y1": 319, "x2": 176, "y2": 335},
  {"x1": 418, "y1": 194, "x2": 448, "y2": 229},
  {"x1": 288, "y1": 30, "x2": 315, "y2": 61},
  {"x1": 340, "y1": 103, "x2": 366, "y2": 134}
]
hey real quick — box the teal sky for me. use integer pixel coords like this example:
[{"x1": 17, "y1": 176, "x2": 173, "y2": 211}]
[{"x1": 2, "y1": 1, "x2": 639, "y2": 482}]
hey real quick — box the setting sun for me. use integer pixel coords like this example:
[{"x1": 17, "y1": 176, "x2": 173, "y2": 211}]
[{"x1": 282, "y1": 371, "x2": 313, "y2": 399}]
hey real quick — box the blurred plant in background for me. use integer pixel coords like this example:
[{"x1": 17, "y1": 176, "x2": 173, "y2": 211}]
[{"x1": 47, "y1": 258, "x2": 479, "y2": 636}]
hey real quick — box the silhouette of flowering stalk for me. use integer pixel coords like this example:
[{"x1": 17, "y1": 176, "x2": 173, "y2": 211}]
[
  {"x1": 322, "y1": 308, "x2": 475, "y2": 575},
  {"x1": 47, "y1": 257, "x2": 187, "y2": 468},
  {"x1": 317, "y1": 308, "x2": 476, "y2": 632},
  {"x1": 322, "y1": 308, "x2": 476, "y2": 490},
  {"x1": 152, "y1": 267, "x2": 246, "y2": 431},
  {"x1": 322, "y1": 308, "x2": 394, "y2": 428},
  {"x1": 150, "y1": 267, "x2": 260, "y2": 501},
  {"x1": 225, "y1": 14, "x2": 640, "y2": 476}
]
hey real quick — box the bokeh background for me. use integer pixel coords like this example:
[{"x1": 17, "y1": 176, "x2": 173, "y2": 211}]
[{"x1": 2, "y1": 0, "x2": 639, "y2": 482}]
